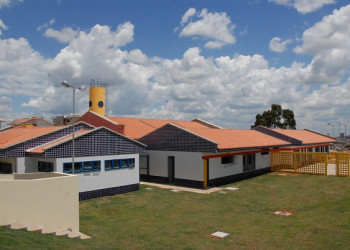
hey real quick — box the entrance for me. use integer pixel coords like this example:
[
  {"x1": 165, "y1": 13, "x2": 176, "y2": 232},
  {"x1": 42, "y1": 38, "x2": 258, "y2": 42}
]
[{"x1": 168, "y1": 156, "x2": 175, "y2": 183}]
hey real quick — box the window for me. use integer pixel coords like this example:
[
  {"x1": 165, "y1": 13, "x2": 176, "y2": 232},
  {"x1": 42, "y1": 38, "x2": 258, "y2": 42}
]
[
  {"x1": 38, "y1": 161, "x2": 54, "y2": 172},
  {"x1": 221, "y1": 156, "x2": 236, "y2": 164},
  {"x1": 121, "y1": 159, "x2": 128, "y2": 168},
  {"x1": 0, "y1": 162, "x2": 12, "y2": 174},
  {"x1": 92, "y1": 161, "x2": 101, "y2": 171},
  {"x1": 105, "y1": 158, "x2": 135, "y2": 171},
  {"x1": 63, "y1": 163, "x2": 73, "y2": 173},
  {"x1": 113, "y1": 160, "x2": 120, "y2": 169},
  {"x1": 64, "y1": 161, "x2": 101, "y2": 174},
  {"x1": 74, "y1": 162, "x2": 83, "y2": 173},
  {"x1": 129, "y1": 158, "x2": 135, "y2": 168},
  {"x1": 98, "y1": 101, "x2": 104, "y2": 107},
  {"x1": 83, "y1": 161, "x2": 92, "y2": 172},
  {"x1": 105, "y1": 160, "x2": 112, "y2": 170}
]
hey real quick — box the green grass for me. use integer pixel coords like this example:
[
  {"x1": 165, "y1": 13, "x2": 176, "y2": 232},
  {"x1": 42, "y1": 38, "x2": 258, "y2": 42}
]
[{"x1": 1, "y1": 174, "x2": 350, "y2": 249}]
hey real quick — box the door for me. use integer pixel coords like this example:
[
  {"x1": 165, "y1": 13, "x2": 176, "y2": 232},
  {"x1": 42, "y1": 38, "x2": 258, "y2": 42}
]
[
  {"x1": 168, "y1": 156, "x2": 175, "y2": 183},
  {"x1": 243, "y1": 154, "x2": 255, "y2": 172}
]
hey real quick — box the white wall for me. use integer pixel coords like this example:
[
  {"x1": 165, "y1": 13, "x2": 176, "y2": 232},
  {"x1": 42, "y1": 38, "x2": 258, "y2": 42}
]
[
  {"x1": 0, "y1": 173, "x2": 79, "y2": 232},
  {"x1": 56, "y1": 154, "x2": 140, "y2": 193},
  {"x1": 209, "y1": 155, "x2": 243, "y2": 180},
  {"x1": 148, "y1": 150, "x2": 203, "y2": 181},
  {"x1": 255, "y1": 152, "x2": 271, "y2": 170},
  {"x1": 208, "y1": 151, "x2": 271, "y2": 180}
]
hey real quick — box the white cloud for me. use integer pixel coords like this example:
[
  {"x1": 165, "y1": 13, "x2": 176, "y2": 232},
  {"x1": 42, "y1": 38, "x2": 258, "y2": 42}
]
[
  {"x1": 179, "y1": 8, "x2": 236, "y2": 49},
  {"x1": 4, "y1": 4, "x2": 350, "y2": 135},
  {"x1": 44, "y1": 27, "x2": 79, "y2": 43},
  {"x1": 37, "y1": 18, "x2": 56, "y2": 32},
  {"x1": 294, "y1": 4, "x2": 350, "y2": 84},
  {"x1": 270, "y1": 0, "x2": 336, "y2": 14},
  {"x1": 269, "y1": 37, "x2": 292, "y2": 52},
  {"x1": 0, "y1": 37, "x2": 47, "y2": 96},
  {"x1": 181, "y1": 7, "x2": 196, "y2": 25}
]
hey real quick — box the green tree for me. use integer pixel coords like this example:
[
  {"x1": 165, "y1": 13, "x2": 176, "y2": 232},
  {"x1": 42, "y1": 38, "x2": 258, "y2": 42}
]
[{"x1": 253, "y1": 104, "x2": 296, "y2": 129}]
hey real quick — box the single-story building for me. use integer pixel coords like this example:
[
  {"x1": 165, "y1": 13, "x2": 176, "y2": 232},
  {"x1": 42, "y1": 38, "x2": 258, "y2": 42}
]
[
  {"x1": 0, "y1": 122, "x2": 146, "y2": 200},
  {"x1": 78, "y1": 110, "x2": 336, "y2": 188}
]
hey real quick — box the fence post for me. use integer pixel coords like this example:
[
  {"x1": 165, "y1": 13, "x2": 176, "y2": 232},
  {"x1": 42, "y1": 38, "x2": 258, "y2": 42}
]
[{"x1": 293, "y1": 152, "x2": 297, "y2": 173}]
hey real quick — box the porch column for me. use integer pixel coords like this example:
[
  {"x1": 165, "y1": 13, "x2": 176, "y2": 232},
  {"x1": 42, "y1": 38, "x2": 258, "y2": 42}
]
[{"x1": 203, "y1": 159, "x2": 208, "y2": 188}]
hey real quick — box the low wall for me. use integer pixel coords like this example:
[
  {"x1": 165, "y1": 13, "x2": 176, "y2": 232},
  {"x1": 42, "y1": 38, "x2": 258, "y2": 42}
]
[{"x1": 0, "y1": 173, "x2": 79, "y2": 232}]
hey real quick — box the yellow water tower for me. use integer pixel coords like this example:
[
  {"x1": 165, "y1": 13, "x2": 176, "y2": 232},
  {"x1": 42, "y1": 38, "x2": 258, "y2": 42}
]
[{"x1": 89, "y1": 81, "x2": 106, "y2": 117}]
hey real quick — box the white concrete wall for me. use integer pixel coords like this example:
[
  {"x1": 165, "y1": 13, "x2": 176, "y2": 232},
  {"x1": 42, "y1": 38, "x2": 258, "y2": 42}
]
[
  {"x1": 56, "y1": 154, "x2": 140, "y2": 193},
  {"x1": 209, "y1": 155, "x2": 243, "y2": 180},
  {"x1": 256, "y1": 152, "x2": 271, "y2": 170},
  {"x1": 147, "y1": 150, "x2": 203, "y2": 181},
  {"x1": 208, "y1": 151, "x2": 271, "y2": 180},
  {"x1": 0, "y1": 173, "x2": 79, "y2": 232}
]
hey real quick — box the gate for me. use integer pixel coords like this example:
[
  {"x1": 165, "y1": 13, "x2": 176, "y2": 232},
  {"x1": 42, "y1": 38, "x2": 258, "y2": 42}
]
[{"x1": 335, "y1": 152, "x2": 350, "y2": 177}]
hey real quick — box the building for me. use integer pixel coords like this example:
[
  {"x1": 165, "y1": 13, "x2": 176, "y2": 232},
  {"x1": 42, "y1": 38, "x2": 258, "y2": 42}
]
[
  {"x1": 77, "y1": 85, "x2": 337, "y2": 189},
  {"x1": 0, "y1": 122, "x2": 146, "y2": 200},
  {"x1": 8, "y1": 117, "x2": 53, "y2": 128}
]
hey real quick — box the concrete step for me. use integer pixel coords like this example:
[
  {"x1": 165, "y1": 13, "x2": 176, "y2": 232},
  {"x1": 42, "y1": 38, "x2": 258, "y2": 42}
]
[
  {"x1": 27, "y1": 226, "x2": 42, "y2": 233},
  {"x1": 10, "y1": 223, "x2": 27, "y2": 230},
  {"x1": 55, "y1": 231, "x2": 70, "y2": 237}
]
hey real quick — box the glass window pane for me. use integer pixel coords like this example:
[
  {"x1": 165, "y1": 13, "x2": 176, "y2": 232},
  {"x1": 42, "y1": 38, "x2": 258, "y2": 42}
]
[
  {"x1": 129, "y1": 158, "x2": 135, "y2": 168},
  {"x1": 63, "y1": 163, "x2": 72, "y2": 173},
  {"x1": 74, "y1": 162, "x2": 83, "y2": 173},
  {"x1": 84, "y1": 161, "x2": 92, "y2": 172},
  {"x1": 105, "y1": 160, "x2": 112, "y2": 170},
  {"x1": 92, "y1": 161, "x2": 101, "y2": 171},
  {"x1": 121, "y1": 160, "x2": 128, "y2": 168}
]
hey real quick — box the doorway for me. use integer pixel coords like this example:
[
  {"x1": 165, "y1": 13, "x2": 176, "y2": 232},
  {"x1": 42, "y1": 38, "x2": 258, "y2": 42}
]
[{"x1": 168, "y1": 156, "x2": 175, "y2": 183}]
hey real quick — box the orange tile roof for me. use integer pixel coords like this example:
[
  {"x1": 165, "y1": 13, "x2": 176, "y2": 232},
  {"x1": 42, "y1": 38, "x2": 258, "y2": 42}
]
[
  {"x1": 0, "y1": 126, "x2": 65, "y2": 149},
  {"x1": 270, "y1": 129, "x2": 336, "y2": 144},
  {"x1": 108, "y1": 117, "x2": 212, "y2": 139},
  {"x1": 185, "y1": 128, "x2": 291, "y2": 150}
]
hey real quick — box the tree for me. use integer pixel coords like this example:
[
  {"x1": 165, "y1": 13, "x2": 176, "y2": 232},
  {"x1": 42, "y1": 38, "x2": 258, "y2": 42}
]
[{"x1": 253, "y1": 104, "x2": 296, "y2": 129}]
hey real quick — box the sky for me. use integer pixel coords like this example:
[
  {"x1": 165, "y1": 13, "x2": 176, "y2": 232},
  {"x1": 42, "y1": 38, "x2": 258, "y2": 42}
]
[{"x1": 0, "y1": 0, "x2": 349, "y2": 136}]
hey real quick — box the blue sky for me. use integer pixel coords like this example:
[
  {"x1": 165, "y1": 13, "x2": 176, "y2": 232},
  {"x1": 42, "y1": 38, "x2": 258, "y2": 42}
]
[{"x1": 0, "y1": 0, "x2": 350, "y2": 136}]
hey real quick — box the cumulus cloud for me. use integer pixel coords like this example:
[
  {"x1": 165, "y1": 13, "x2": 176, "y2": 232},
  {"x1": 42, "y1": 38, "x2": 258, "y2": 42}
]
[
  {"x1": 269, "y1": 37, "x2": 292, "y2": 52},
  {"x1": 178, "y1": 8, "x2": 236, "y2": 49},
  {"x1": 4, "y1": 4, "x2": 350, "y2": 134},
  {"x1": 270, "y1": 0, "x2": 336, "y2": 14},
  {"x1": 44, "y1": 27, "x2": 79, "y2": 43},
  {"x1": 181, "y1": 8, "x2": 196, "y2": 25},
  {"x1": 294, "y1": 4, "x2": 350, "y2": 84}
]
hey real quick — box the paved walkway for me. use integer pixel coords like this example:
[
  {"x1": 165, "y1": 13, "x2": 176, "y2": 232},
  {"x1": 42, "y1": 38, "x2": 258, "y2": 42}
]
[{"x1": 140, "y1": 181, "x2": 223, "y2": 194}]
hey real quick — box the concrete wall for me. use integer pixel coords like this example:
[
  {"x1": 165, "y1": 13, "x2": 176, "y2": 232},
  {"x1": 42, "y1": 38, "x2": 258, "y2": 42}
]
[
  {"x1": 209, "y1": 155, "x2": 243, "y2": 180},
  {"x1": 0, "y1": 173, "x2": 79, "y2": 232},
  {"x1": 208, "y1": 151, "x2": 271, "y2": 180},
  {"x1": 148, "y1": 150, "x2": 203, "y2": 181},
  {"x1": 56, "y1": 154, "x2": 140, "y2": 193}
]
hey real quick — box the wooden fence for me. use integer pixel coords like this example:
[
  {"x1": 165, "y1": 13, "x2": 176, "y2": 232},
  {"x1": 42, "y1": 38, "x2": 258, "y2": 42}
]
[
  {"x1": 271, "y1": 151, "x2": 350, "y2": 177},
  {"x1": 271, "y1": 151, "x2": 328, "y2": 175}
]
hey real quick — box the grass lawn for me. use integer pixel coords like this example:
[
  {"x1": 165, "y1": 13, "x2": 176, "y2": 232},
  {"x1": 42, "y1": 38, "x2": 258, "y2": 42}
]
[{"x1": 1, "y1": 173, "x2": 350, "y2": 249}]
